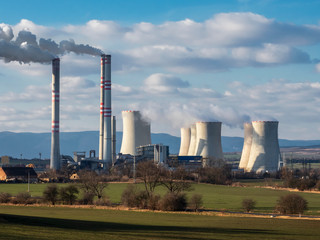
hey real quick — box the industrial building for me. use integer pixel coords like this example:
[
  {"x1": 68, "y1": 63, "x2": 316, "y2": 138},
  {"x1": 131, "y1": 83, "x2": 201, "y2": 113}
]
[
  {"x1": 0, "y1": 156, "x2": 50, "y2": 171},
  {"x1": 0, "y1": 166, "x2": 38, "y2": 182},
  {"x1": 239, "y1": 121, "x2": 281, "y2": 173}
]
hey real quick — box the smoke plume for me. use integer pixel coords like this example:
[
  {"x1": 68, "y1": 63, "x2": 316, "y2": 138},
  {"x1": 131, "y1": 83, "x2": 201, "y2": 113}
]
[{"x1": 0, "y1": 24, "x2": 103, "y2": 64}]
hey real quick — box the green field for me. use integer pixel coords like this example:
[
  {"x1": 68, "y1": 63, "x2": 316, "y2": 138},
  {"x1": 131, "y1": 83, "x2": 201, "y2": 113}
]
[
  {"x1": 0, "y1": 206, "x2": 319, "y2": 240},
  {"x1": 1, "y1": 182, "x2": 320, "y2": 215}
]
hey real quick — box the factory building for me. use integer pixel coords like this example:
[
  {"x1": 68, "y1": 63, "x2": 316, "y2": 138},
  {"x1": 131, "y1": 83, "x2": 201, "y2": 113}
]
[
  {"x1": 240, "y1": 121, "x2": 281, "y2": 173},
  {"x1": 0, "y1": 166, "x2": 38, "y2": 182},
  {"x1": 120, "y1": 110, "x2": 151, "y2": 155},
  {"x1": 137, "y1": 144, "x2": 169, "y2": 165}
]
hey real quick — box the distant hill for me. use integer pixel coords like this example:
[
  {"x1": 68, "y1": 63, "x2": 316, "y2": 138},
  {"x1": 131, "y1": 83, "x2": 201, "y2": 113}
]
[{"x1": 1, "y1": 131, "x2": 320, "y2": 159}]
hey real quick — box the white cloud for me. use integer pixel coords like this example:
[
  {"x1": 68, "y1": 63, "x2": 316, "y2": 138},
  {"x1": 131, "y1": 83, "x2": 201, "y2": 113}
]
[{"x1": 144, "y1": 73, "x2": 189, "y2": 94}]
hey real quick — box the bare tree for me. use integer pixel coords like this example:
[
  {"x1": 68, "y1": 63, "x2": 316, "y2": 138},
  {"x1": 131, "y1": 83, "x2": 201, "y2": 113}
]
[
  {"x1": 137, "y1": 161, "x2": 161, "y2": 198},
  {"x1": 43, "y1": 184, "x2": 59, "y2": 205},
  {"x1": 160, "y1": 167, "x2": 192, "y2": 194},
  {"x1": 78, "y1": 170, "x2": 108, "y2": 199}
]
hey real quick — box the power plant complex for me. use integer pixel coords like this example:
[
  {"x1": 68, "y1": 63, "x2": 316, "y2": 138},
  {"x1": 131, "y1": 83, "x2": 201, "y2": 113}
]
[{"x1": 43, "y1": 53, "x2": 281, "y2": 173}]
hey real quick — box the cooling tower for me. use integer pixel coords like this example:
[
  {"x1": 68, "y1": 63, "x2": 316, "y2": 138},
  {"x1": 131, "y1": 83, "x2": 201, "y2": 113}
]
[
  {"x1": 187, "y1": 124, "x2": 197, "y2": 156},
  {"x1": 246, "y1": 121, "x2": 280, "y2": 173},
  {"x1": 194, "y1": 122, "x2": 224, "y2": 161},
  {"x1": 179, "y1": 127, "x2": 190, "y2": 155},
  {"x1": 120, "y1": 111, "x2": 151, "y2": 155},
  {"x1": 99, "y1": 55, "x2": 106, "y2": 160},
  {"x1": 111, "y1": 116, "x2": 116, "y2": 164},
  {"x1": 103, "y1": 55, "x2": 112, "y2": 165},
  {"x1": 50, "y1": 58, "x2": 60, "y2": 170},
  {"x1": 239, "y1": 122, "x2": 253, "y2": 170}
]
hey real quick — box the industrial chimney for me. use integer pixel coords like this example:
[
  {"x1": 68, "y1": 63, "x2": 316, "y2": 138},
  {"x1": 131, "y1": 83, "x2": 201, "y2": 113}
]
[
  {"x1": 120, "y1": 110, "x2": 151, "y2": 155},
  {"x1": 239, "y1": 122, "x2": 253, "y2": 170},
  {"x1": 103, "y1": 55, "x2": 112, "y2": 165},
  {"x1": 187, "y1": 124, "x2": 197, "y2": 156},
  {"x1": 194, "y1": 122, "x2": 224, "y2": 163},
  {"x1": 246, "y1": 121, "x2": 280, "y2": 173},
  {"x1": 50, "y1": 58, "x2": 60, "y2": 170},
  {"x1": 111, "y1": 116, "x2": 116, "y2": 164},
  {"x1": 99, "y1": 55, "x2": 106, "y2": 160},
  {"x1": 179, "y1": 127, "x2": 190, "y2": 155}
]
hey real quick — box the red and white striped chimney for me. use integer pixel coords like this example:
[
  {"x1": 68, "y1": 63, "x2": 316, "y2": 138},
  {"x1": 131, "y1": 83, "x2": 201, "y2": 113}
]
[
  {"x1": 50, "y1": 58, "x2": 60, "y2": 170},
  {"x1": 103, "y1": 55, "x2": 112, "y2": 166},
  {"x1": 99, "y1": 55, "x2": 106, "y2": 160}
]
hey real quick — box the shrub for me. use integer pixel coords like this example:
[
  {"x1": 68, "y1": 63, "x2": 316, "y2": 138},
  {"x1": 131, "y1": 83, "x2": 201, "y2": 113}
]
[
  {"x1": 242, "y1": 199, "x2": 256, "y2": 212},
  {"x1": 0, "y1": 192, "x2": 12, "y2": 203},
  {"x1": 276, "y1": 194, "x2": 308, "y2": 214},
  {"x1": 189, "y1": 194, "x2": 203, "y2": 212},
  {"x1": 79, "y1": 192, "x2": 95, "y2": 205},
  {"x1": 160, "y1": 193, "x2": 187, "y2": 211},
  {"x1": 13, "y1": 192, "x2": 32, "y2": 204},
  {"x1": 94, "y1": 196, "x2": 111, "y2": 206},
  {"x1": 43, "y1": 184, "x2": 59, "y2": 205},
  {"x1": 121, "y1": 184, "x2": 148, "y2": 208},
  {"x1": 315, "y1": 180, "x2": 320, "y2": 191},
  {"x1": 59, "y1": 185, "x2": 79, "y2": 205},
  {"x1": 147, "y1": 194, "x2": 161, "y2": 210}
]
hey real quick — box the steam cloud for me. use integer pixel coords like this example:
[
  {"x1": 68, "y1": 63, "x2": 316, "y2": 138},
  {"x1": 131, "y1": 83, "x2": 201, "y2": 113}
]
[{"x1": 0, "y1": 24, "x2": 103, "y2": 64}]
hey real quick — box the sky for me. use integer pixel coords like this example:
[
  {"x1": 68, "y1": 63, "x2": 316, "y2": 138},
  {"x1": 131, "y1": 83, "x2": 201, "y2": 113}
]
[{"x1": 0, "y1": 0, "x2": 320, "y2": 140}]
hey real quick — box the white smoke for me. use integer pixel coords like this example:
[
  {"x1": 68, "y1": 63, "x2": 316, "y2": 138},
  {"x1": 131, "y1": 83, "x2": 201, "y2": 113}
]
[{"x1": 0, "y1": 24, "x2": 103, "y2": 64}]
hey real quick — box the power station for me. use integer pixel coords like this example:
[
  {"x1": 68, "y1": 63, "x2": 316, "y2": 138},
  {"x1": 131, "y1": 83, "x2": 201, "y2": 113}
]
[{"x1": 41, "y1": 54, "x2": 281, "y2": 173}]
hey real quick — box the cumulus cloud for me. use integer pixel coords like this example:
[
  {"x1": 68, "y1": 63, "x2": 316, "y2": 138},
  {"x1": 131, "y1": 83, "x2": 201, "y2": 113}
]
[{"x1": 144, "y1": 73, "x2": 189, "y2": 94}]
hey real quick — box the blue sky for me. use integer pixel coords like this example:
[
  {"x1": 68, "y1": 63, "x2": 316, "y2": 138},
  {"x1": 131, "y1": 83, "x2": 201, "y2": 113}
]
[{"x1": 0, "y1": 0, "x2": 320, "y2": 140}]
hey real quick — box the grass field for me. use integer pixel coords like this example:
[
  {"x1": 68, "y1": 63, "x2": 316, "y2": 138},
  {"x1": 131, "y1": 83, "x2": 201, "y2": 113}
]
[
  {"x1": 0, "y1": 205, "x2": 319, "y2": 240},
  {"x1": 1, "y1": 182, "x2": 320, "y2": 215}
]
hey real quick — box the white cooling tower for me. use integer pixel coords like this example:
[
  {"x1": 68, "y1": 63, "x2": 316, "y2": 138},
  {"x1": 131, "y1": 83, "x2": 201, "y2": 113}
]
[
  {"x1": 187, "y1": 124, "x2": 197, "y2": 156},
  {"x1": 246, "y1": 121, "x2": 280, "y2": 173},
  {"x1": 194, "y1": 122, "x2": 224, "y2": 160},
  {"x1": 239, "y1": 122, "x2": 253, "y2": 170},
  {"x1": 179, "y1": 127, "x2": 190, "y2": 155},
  {"x1": 120, "y1": 111, "x2": 151, "y2": 155}
]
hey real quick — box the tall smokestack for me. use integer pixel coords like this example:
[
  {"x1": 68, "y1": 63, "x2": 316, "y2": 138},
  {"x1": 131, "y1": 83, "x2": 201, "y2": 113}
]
[
  {"x1": 99, "y1": 55, "x2": 106, "y2": 160},
  {"x1": 103, "y1": 55, "x2": 112, "y2": 166},
  {"x1": 50, "y1": 58, "x2": 60, "y2": 170},
  {"x1": 111, "y1": 116, "x2": 116, "y2": 164}
]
